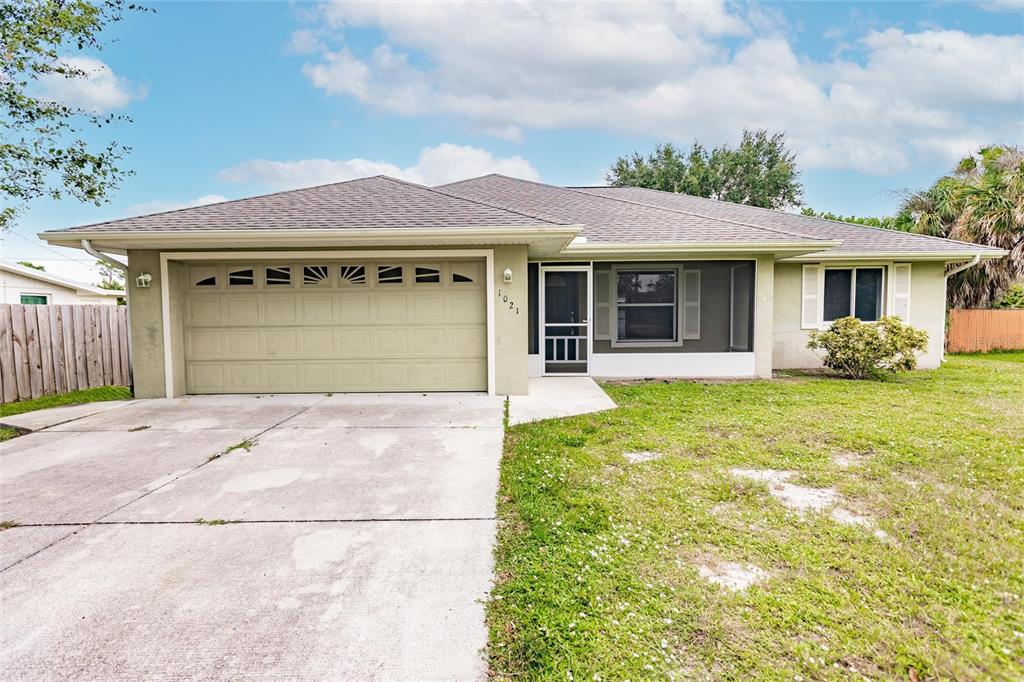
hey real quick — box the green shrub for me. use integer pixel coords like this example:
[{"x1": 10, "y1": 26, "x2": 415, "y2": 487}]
[
  {"x1": 992, "y1": 283, "x2": 1024, "y2": 309},
  {"x1": 807, "y1": 316, "x2": 929, "y2": 379}
]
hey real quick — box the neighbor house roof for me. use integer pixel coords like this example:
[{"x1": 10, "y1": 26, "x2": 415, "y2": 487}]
[{"x1": 0, "y1": 261, "x2": 122, "y2": 297}]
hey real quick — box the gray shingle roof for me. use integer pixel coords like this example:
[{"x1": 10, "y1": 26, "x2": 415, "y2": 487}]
[
  {"x1": 53, "y1": 175, "x2": 563, "y2": 233},
  {"x1": 573, "y1": 184, "x2": 1003, "y2": 256},
  {"x1": 437, "y1": 175, "x2": 826, "y2": 245}
]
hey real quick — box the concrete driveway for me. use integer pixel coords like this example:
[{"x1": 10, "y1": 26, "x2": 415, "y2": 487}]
[{"x1": 0, "y1": 393, "x2": 504, "y2": 681}]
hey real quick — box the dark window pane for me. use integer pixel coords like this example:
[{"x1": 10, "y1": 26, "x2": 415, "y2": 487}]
[
  {"x1": 855, "y1": 269, "x2": 883, "y2": 321},
  {"x1": 823, "y1": 269, "x2": 852, "y2": 321},
  {"x1": 618, "y1": 306, "x2": 675, "y2": 341},
  {"x1": 617, "y1": 271, "x2": 675, "y2": 304},
  {"x1": 415, "y1": 266, "x2": 440, "y2": 283},
  {"x1": 265, "y1": 266, "x2": 291, "y2": 286}
]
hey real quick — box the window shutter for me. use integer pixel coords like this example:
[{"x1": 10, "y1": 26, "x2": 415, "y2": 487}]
[
  {"x1": 682, "y1": 269, "x2": 701, "y2": 340},
  {"x1": 594, "y1": 270, "x2": 611, "y2": 340},
  {"x1": 801, "y1": 264, "x2": 821, "y2": 329},
  {"x1": 892, "y1": 263, "x2": 911, "y2": 321}
]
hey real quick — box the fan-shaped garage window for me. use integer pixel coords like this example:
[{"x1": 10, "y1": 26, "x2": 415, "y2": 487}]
[
  {"x1": 303, "y1": 265, "x2": 329, "y2": 286},
  {"x1": 228, "y1": 268, "x2": 254, "y2": 287},
  {"x1": 377, "y1": 265, "x2": 403, "y2": 284},
  {"x1": 415, "y1": 265, "x2": 441, "y2": 284},
  {"x1": 265, "y1": 266, "x2": 292, "y2": 286},
  {"x1": 191, "y1": 266, "x2": 218, "y2": 287},
  {"x1": 339, "y1": 265, "x2": 366, "y2": 286}
]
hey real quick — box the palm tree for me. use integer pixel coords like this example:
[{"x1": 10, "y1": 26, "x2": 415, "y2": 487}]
[{"x1": 900, "y1": 146, "x2": 1024, "y2": 308}]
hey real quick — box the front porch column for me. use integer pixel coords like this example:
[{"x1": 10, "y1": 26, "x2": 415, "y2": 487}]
[{"x1": 754, "y1": 255, "x2": 775, "y2": 379}]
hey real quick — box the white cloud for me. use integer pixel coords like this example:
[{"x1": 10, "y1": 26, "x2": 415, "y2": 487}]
[
  {"x1": 297, "y1": 1, "x2": 1024, "y2": 175},
  {"x1": 217, "y1": 143, "x2": 540, "y2": 191},
  {"x1": 37, "y1": 56, "x2": 145, "y2": 113},
  {"x1": 124, "y1": 194, "x2": 227, "y2": 216},
  {"x1": 977, "y1": 0, "x2": 1024, "y2": 11}
]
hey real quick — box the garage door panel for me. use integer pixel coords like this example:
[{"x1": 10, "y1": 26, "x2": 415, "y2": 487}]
[
  {"x1": 187, "y1": 330, "x2": 223, "y2": 360},
  {"x1": 184, "y1": 258, "x2": 487, "y2": 393},
  {"x1": 299, "y1": 328, "x2": 334, "y2": 357},
  {"x1": 339, "y1": 296, "x2": 371, "y2": 325},
  {"x1": 338, "y1": 329, "x2": 372, "y2": 356},
  {"x1": 300, "y1": 296, "x2": 335, "y2": 324},
  {"x1": 375, "y1": 329, "x2": 409, "y2": 355},
  {"x1": 375, "y1": 295, "x2": 409, "y2": 323},
  {"x1": 226, "y1": 330, "x2": 260, "y2": 358},
  {"x1": 225, "y1": 297, "x2": 259, "y2": 325},
  {"x1": 263, "y1": 297, "x2": 298, "y2": 325},
  {"x1": 187, "y1": 298, "x2": 223, "y2": 326}
]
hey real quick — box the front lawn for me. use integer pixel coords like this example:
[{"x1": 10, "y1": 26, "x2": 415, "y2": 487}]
[
  {"x1": 0, "y1": 385, "x2": 132, "y2": 419},
  {"x1": 491, "y1": 354, "x2": 1024, "y2": 680}
]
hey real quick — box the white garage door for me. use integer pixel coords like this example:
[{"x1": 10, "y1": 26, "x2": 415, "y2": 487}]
[{"x1": 182, "y1": 259, "x2": 487, "y2": 393}]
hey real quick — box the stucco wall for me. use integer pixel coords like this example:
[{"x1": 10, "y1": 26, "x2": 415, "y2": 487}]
[
  {"x1": 773, "y1": 261, "x2": 947, "y2": 370},
  {"x1": 492, "y1": 245, "x2": 529, "y2": 395},
  {"x1": 126, "y1": 250, "x2": 167, "y2": 398},
  {"x1": 0, "y1": 270, "x2": 119, "y2": 305}
]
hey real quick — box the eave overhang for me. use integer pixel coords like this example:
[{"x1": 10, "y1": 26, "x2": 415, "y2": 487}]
[
  {"x1": 779, "y1": 249, "x2": 1009, "y2": 263},
  {"x1": 556, "y1": 240, "x2": 842, "y2": 260},
  {"x1": 40, "y1": 225, "x2": 583, "y2": 258}
]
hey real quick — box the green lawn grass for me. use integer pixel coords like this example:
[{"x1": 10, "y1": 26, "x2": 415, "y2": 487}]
[
  {"x1": 491, "y1": 353, "x2": 1024, "y2": 680},
  {"x1": 0, "y1": 385, "x2": 132, "y2": 419}
]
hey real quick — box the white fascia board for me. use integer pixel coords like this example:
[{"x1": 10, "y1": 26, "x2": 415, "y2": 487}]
[
  {"x1": 780, "y1": 249, "x2": 1009, "y2": 263},
  {"x1": 38, "y1": 225, "x2": 582, "y2": 252},
  {"x1": 557, "y1": 240, "x2": 841, "y2": 258}
]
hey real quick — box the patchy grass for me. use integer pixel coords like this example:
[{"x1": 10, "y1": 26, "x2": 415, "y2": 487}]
[
  {"x1": 490, "y1": 353, "x2": 1024, "y2": 680},
  {"x1": 0, "y1": 386, "x2": 132, "y2": 418},
  {"x1": 0, "y1": 426, "x2": 22, "y2": 442}
]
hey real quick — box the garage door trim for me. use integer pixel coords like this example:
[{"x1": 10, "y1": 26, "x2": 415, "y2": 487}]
[{"x1": 160, "y1": 249, "x2": 496, "y2": 398}]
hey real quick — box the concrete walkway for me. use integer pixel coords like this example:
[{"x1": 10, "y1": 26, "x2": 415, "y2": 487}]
[
  {"x1": 507, "y1": 377, "x2": 617, "y2": 425},
  {"x1": 0, "y1": 393, "x2": 504, "y2": 681}
]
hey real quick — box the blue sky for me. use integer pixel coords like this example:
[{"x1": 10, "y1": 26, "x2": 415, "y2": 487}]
[{"x1": 8, "y1": 0, "x2": 1023, "y2": 282}]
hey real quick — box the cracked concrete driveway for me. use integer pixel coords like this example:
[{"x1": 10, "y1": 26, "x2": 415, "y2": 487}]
[{"x1": 0, "y1": 393, "x2": 504, "y2": 681}]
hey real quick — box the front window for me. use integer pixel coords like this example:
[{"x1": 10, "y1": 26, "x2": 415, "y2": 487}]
[
  {"x1": 616, "y1": 270, "x2": 677, "y2": 342},
  {"x1": 20, "y1": 294, "x2": 48, "y2": 305},
  {"x1": 823, "y1": 267, "x2": 883, "y2": 321}
]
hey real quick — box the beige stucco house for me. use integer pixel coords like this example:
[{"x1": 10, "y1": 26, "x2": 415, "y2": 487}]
[
  {"x1": 40, "y1": 175, "x2": 1004, "y2": 398},
  {"x1": 0, "y1": 261, "x2": 124, "y2": 306}
]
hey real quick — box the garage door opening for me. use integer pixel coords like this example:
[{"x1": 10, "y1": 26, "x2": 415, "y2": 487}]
[{"x1": 180, "y1": 259, "x2": 487, "y2": 393}]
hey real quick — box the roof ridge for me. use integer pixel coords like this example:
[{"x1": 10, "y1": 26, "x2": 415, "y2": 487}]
[
  {"x1": 451, "y1": 174, "x2": 831, "y2": 243},
  {"x1": 433, "y1": 176, "x2": 573, "y2": 226},
  {"x1": 0, "y1": 260, "x2": 121, "y2": 295},
  {"x1": 586, "y1": 185, "x2": 999, "y2": 251}
]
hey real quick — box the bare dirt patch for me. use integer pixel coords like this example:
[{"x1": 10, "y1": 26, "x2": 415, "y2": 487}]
[
  {"x1": 624, "y1": 451, "x2": 662, "y2": 464},
  {"x1": 729, "y1": 468, "x2": 837, "y2": 512},
  {"x1": 694, "y1": 556, "x2": 769, "y2": 592}
]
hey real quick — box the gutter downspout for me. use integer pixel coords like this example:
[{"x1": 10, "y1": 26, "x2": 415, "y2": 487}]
[
  {"x1": 942, "y1": 254, "x2": 982, "y2": 361},
  {"x1": 81, "y1": 239, "x2": 133, "y2": 390}
]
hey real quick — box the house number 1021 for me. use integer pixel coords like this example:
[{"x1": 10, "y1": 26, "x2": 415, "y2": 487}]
[{"x1": 496, "y1": 288, "x2": 519, "y2": 315}]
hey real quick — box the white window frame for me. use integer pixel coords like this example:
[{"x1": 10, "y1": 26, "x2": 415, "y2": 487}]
[
  {"x1": 610, "y1": 264, "x2": 682, "y2": 348},
  {"x1": 821, "y1": 265, "x2": 886, "y2": 324}
]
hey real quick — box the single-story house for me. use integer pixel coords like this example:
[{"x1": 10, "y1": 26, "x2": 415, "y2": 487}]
[
  {"x1": 40, "y1": 174, "x2": 1005, "y2": 398},
  {"x1": 0, "y1": 261, "x2": 124, "y2": 306}
]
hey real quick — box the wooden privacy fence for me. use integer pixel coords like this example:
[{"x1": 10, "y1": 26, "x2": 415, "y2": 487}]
[
  {"x1": 947, "y1": 308, "x2": 1024, "y2": 353},
  {"x1": 0, "y1": 304, "x2": 131, "y2": 404}
]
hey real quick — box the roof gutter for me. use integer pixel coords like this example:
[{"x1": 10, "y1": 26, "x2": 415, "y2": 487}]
[
  {"x1": 945, "y1": 254, "x2": 981, "y2": 278},
  {"x1": 81, "y1": 239, "x2": 127, "y2": 273}
]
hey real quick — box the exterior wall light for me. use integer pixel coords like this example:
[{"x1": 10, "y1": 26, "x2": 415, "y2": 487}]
[
  {"x1": 136, "y1": 273, "x2": 153, "y2": 288},
  {"x1": 503, "y1": 268, "x2": 513, "y2": 283}
]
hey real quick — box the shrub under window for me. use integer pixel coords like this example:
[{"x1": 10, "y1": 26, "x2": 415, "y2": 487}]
[{"x1": 807, "y1": 315, "x2": 928, "y2": 379}]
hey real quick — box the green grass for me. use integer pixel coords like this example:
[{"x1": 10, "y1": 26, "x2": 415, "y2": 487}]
[
  {"x1": 0, "y1": 426, "x2": 21, "y2": 442},
  {"x1": 0, "y1": 385, "x2": 132, "y2": 418},
  {"x1": 490, "y1": 353, "x2": 1024, "y2": 680}
]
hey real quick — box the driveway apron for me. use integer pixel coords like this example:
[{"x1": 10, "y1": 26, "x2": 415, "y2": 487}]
[{"x1": 0, "y1": 393, "x2": 503, "y2": 681}]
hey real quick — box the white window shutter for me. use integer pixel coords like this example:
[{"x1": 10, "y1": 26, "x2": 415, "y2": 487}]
[
  {"x1": 594, "y1": 270, "x2": 611, "y2": 340},
  {"x1": 801, "y1": 265, "x2": 821, "y2": 329},
  {"x1": 682, "y1": 270, "x2": 701, "y2": 340},
  {"x1": 892, "y1": 263, "x2": 911, "y2": 321}
]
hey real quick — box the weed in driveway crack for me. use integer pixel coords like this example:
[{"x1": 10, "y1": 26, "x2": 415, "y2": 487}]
[
  {"x1": 194, "y1": 518, "x2": 239, "y2": 526},
  {"x1": 128, "y1": 425, "x2": 150, "y2": 432},
  {"x1": 0, "y1": 520, "x2": 19, "y2": 531},
  {"x1": 208, "y1": 438, "x2": 257, "y2": 461}
]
